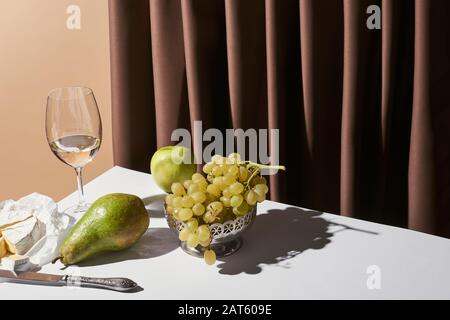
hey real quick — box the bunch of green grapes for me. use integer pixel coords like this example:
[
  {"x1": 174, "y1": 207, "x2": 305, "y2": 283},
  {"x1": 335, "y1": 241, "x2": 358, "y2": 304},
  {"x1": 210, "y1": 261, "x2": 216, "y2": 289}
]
[{"x1": 165, "y1": 153, "x2": 283, "y2": 265}]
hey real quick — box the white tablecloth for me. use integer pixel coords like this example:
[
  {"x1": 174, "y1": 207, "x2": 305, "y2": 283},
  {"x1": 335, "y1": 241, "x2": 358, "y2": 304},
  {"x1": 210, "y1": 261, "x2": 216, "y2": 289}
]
[{"x1": 1, "y1": 166, "x2": 450, "y2": 299}]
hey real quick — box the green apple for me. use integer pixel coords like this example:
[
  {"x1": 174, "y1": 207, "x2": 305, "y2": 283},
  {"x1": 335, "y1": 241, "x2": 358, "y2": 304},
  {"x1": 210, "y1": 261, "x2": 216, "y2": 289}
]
[{"x1": 150, "y1": 146, "x2": 197, "y2": 192}]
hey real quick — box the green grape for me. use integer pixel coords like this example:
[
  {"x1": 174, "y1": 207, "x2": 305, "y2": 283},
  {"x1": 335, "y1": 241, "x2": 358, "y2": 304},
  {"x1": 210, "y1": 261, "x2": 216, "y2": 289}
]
[
  {"x1": 191, "y1": 191, "x2": 206, "y2": 204},
  {"x1": 181, "y1": 195, "x2": 194, "y2": 208},
  {"x1": 222, "y1": 174, "x2": 236, "y2": 186},
  {"x1": 165, "y1": 194, "x2": 175, "y2": 206},
  {"x1": 253, "y1": 188, "x2": 266, "y2": 202},
  {"x1": 171, "y1": 182, "x2": 186, "y2": 196},
  {"x1": 218, "y1": 182, "x2": 228, "y2": 191},
  {"x1": 226, "y1": 165, "x2": 239, "y2": 177},
  {"x1": 211, "y1": 155, "x2": 224, "y2": 164},
  {"x1": 238, "y1": 166, "x2": 249, "y2": 182},
  {"x1": 206, "y1": 192, "x2": 218, "y2": 202},
  {"x1": 245, "y1": 190, "x2": 257, "y2": 206},
  {"x1": 183, "y1": 179, "x2": 193, "y2": 190},
  {"x1": 197, "y1": 179, "x2": 208, "y2": 192},
  {"x1": 204, "y1": 249, "x2": 216, "y2": 265},
  {"x1": 213, "y1": 176, "x2": 224, "y2": 189},
  {"x1": 187, "y1": 183, "x2": 200, "y2": 194},
  {"x1": 216, "y1": 178, "x2": 228, "y2": 191},
  {"x1": 203, "y1": 162, "x2": 215, "y2": 174},
  {"x1": 250, "y1": 175, "x2": 267, "y2": 187},
  {"x1": 206, "y1": 174, "x2": 214, "y2": 183},
  {"x1": 186, "y1": 218, "x2": 198, "y2": 231},
  {"x1": 255, "y1": 183, "x2": 269, "y2": 194},
  {"x1": 191, "y1": 172, "x2": 203, "y2": 182},
  {"x1": 173, "y1": 209, "x2": 180, "y2": 220},
  {"x1": 197, "y1": 225, "x2": 211, "y2": 242},
  {"x1": 233, "y1": 201, "x2": 250, "y2": 216},
  {"x1": 179, "y1": 227, "x2": 190, "y2": 241},
  {"x1": 229, "y1": 182, "x2": 244, "y2": 195},
  {"x1": 172, "y1": 196, "x2": 183, "y2": 208},
  {"x1": 203, "y1": 211, "x2": 215, "y2": 223},
  {"x1": 192, "y1": 203, "x2": 205, "y2": 216},
  {"x1": 187, "y1": 233, "x2": 200, "y2": 248},
  {"x1": 207, "y1": 201, "x2": 223, "y2": 214},
  {"x1": 220, "y1": 196, "x2": 231, "y2": 207},
  {"x1": 179, "y1": 208, "x2": 193, "y2": 221},
  {"x1": 206, "y1": 183, "x2": 221, "y2": 197},
  {"x1": 227, "y1": 153, "x2": 241, "y2": 164},
  {"x1": 212, "y1": 176, "x2": 222, "y2": 185},
  {"x1": 220, "y1": 163, "x2": 229, "y2": 173},
  {"x1": 166, "y1": 206, "x2": 174, "y2": 215},
  {"x1": 230, "y1": 195, "x2": 243, "y2": 208},
  {"x1": 200, "y1": 239, "x2": 211, "y2": 247},
  {"x1": 211, "y1": 165, "x2": 223, "y2": 176},
  {"x1": 222, "y1": 187, "x2": 233, "y2": 198}
]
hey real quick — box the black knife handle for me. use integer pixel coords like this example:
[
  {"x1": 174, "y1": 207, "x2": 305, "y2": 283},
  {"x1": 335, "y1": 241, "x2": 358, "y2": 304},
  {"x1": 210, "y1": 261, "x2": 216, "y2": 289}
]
[{"x1": 62, "y1": 275, "x2": 138, "y2": 292}]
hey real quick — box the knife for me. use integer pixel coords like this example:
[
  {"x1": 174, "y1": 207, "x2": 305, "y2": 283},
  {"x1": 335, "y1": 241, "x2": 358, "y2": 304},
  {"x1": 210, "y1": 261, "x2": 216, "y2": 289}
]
[{"x1": 0, "y1": 270, "x2": 138, "y2": 292}]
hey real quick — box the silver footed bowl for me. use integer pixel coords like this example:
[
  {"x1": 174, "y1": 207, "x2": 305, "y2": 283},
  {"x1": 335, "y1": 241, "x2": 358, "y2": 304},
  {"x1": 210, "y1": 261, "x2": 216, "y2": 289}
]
[{"x1": 165, "y1": 205, "x2": 257, "y2": 258}]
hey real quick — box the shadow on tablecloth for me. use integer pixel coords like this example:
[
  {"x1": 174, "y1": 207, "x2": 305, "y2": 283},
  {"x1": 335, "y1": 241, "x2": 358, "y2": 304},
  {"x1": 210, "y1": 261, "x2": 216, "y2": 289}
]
[
  {"x1": 76, "y1": 227, "x2": 178, "y2": 267},
  {"x1": 216, "y1": 206, "x2": 377, "y2": 275}
]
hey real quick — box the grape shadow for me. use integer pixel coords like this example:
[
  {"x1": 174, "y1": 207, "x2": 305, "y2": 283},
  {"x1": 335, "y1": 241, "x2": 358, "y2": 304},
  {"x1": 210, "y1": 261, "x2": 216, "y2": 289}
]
[{"x1": 216, "y1": 207, "x2": 335, "y2": 275}]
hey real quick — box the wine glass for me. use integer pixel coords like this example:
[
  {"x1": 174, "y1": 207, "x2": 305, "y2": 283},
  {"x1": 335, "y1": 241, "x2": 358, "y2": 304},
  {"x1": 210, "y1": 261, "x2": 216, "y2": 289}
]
[{"x1": 46, "y1": 86, "x2": 102, "y2": 214}]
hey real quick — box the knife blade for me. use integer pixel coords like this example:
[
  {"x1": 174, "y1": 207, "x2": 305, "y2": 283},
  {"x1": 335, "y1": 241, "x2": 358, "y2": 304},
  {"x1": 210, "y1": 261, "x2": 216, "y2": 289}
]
[{"x1": 0, "y1": 270, "x2": 138, "y2": 292}]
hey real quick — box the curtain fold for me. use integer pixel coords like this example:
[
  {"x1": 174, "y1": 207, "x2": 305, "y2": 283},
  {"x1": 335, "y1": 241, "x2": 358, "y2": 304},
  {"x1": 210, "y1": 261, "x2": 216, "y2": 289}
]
[
  {"x1": 341, "y1": 0, "x2": 383, "y2": 221},
  {"x1": 299, "y1": 0, "x2": 343, "y2": 213},
  {"x1": 109, "y1": 0, "x2": 450, "y2": 238},
  {"x1": 409, "y1": 0, "x2": 450, "y2": 236},
  {"x1": 265, "y1": 0, "x2": 302, "y2": 202},
  {"x1": 149, "y1": 0, "x2": 188, "y2": 147},
  {"x1": 225, "y1": 0, "x2": 267, "y2": 129},
  {"x1": 109, "y1": 0, "x2": 156, "y2": 171}
]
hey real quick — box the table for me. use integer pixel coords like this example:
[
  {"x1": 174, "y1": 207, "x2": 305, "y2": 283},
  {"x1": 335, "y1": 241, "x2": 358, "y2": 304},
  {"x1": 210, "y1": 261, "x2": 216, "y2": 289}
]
[{"x1": 2, "y1": 166, "x2": 450, "y2": 299}]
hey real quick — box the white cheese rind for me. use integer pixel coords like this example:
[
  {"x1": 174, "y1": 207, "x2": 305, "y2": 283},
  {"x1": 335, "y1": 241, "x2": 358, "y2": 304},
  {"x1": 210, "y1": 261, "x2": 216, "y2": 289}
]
[{"x1": 0, "y1": 205, "x2": 33, "y2": 229}]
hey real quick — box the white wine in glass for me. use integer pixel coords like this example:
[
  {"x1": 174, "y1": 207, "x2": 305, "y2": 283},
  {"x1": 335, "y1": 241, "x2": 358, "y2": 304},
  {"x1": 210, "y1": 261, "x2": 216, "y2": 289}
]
[
  {"x1": 49, "y1": 135, "x2": 101, "y2": 168},
  {"x1": 46, "y1": 87, "x2": 102, "y2": 214}
]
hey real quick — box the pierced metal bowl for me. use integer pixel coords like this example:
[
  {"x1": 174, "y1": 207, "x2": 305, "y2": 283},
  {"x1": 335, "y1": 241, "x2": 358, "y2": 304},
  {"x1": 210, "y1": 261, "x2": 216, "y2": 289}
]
[{"x1": 165, "y1": 205, "x2": 257, "y2": 258}]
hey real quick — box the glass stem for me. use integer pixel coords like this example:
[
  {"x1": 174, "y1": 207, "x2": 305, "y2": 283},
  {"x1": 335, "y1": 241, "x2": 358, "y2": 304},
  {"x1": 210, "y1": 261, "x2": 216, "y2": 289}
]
[{"x1": 75, "y1": 167, "x2": 86, "y2": 207}]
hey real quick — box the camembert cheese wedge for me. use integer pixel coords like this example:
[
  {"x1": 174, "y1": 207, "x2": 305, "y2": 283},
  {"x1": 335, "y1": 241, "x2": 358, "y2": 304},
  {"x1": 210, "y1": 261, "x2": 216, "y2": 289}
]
[{"x1": 1, "y1": 216, "x2": 41, "y2": 255}]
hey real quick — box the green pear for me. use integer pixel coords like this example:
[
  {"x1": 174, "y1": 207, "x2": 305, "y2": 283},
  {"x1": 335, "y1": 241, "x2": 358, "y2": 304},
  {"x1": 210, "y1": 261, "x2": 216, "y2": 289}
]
[{"x1": 57, "y1": 193, "x2": 149, "y2": 265}]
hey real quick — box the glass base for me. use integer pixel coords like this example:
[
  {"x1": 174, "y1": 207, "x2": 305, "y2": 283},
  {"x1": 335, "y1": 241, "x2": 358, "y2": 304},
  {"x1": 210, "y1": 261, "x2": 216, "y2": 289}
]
[{"x1": 63, "y1": 203, "x2": 91, "y2": 217}]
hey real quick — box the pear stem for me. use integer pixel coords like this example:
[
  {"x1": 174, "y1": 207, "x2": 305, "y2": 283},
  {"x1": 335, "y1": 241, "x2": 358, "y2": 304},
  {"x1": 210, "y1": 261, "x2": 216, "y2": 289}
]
[{"x1": 52, "y1": 256, "x2": 62, "y2": 264}]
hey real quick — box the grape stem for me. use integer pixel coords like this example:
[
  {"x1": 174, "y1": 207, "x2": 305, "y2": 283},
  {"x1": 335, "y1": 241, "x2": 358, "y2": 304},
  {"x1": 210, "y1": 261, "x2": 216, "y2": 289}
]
[
  {"x1": 245, "y1": 167, "x2": 261, "y2": 189},
  {"x1": 245, "y1": 161, "x2": 286, "y2": 172},
  {"x1": 244, "y1": 161, "x2": 286, "y2": 189}
]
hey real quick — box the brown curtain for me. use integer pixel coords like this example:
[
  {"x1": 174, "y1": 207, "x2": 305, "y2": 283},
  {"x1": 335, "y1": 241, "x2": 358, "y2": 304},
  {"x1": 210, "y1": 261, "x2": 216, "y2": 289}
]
[{"x1": 108, "y1": 0, "x2": 450, "y2": 238}]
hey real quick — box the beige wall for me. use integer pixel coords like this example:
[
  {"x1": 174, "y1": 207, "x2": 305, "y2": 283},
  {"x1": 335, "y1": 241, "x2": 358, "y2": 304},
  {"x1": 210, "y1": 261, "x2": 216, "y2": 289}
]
[{"x1": 0, "y1": 0, "x2": 113, "y2": 201}]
